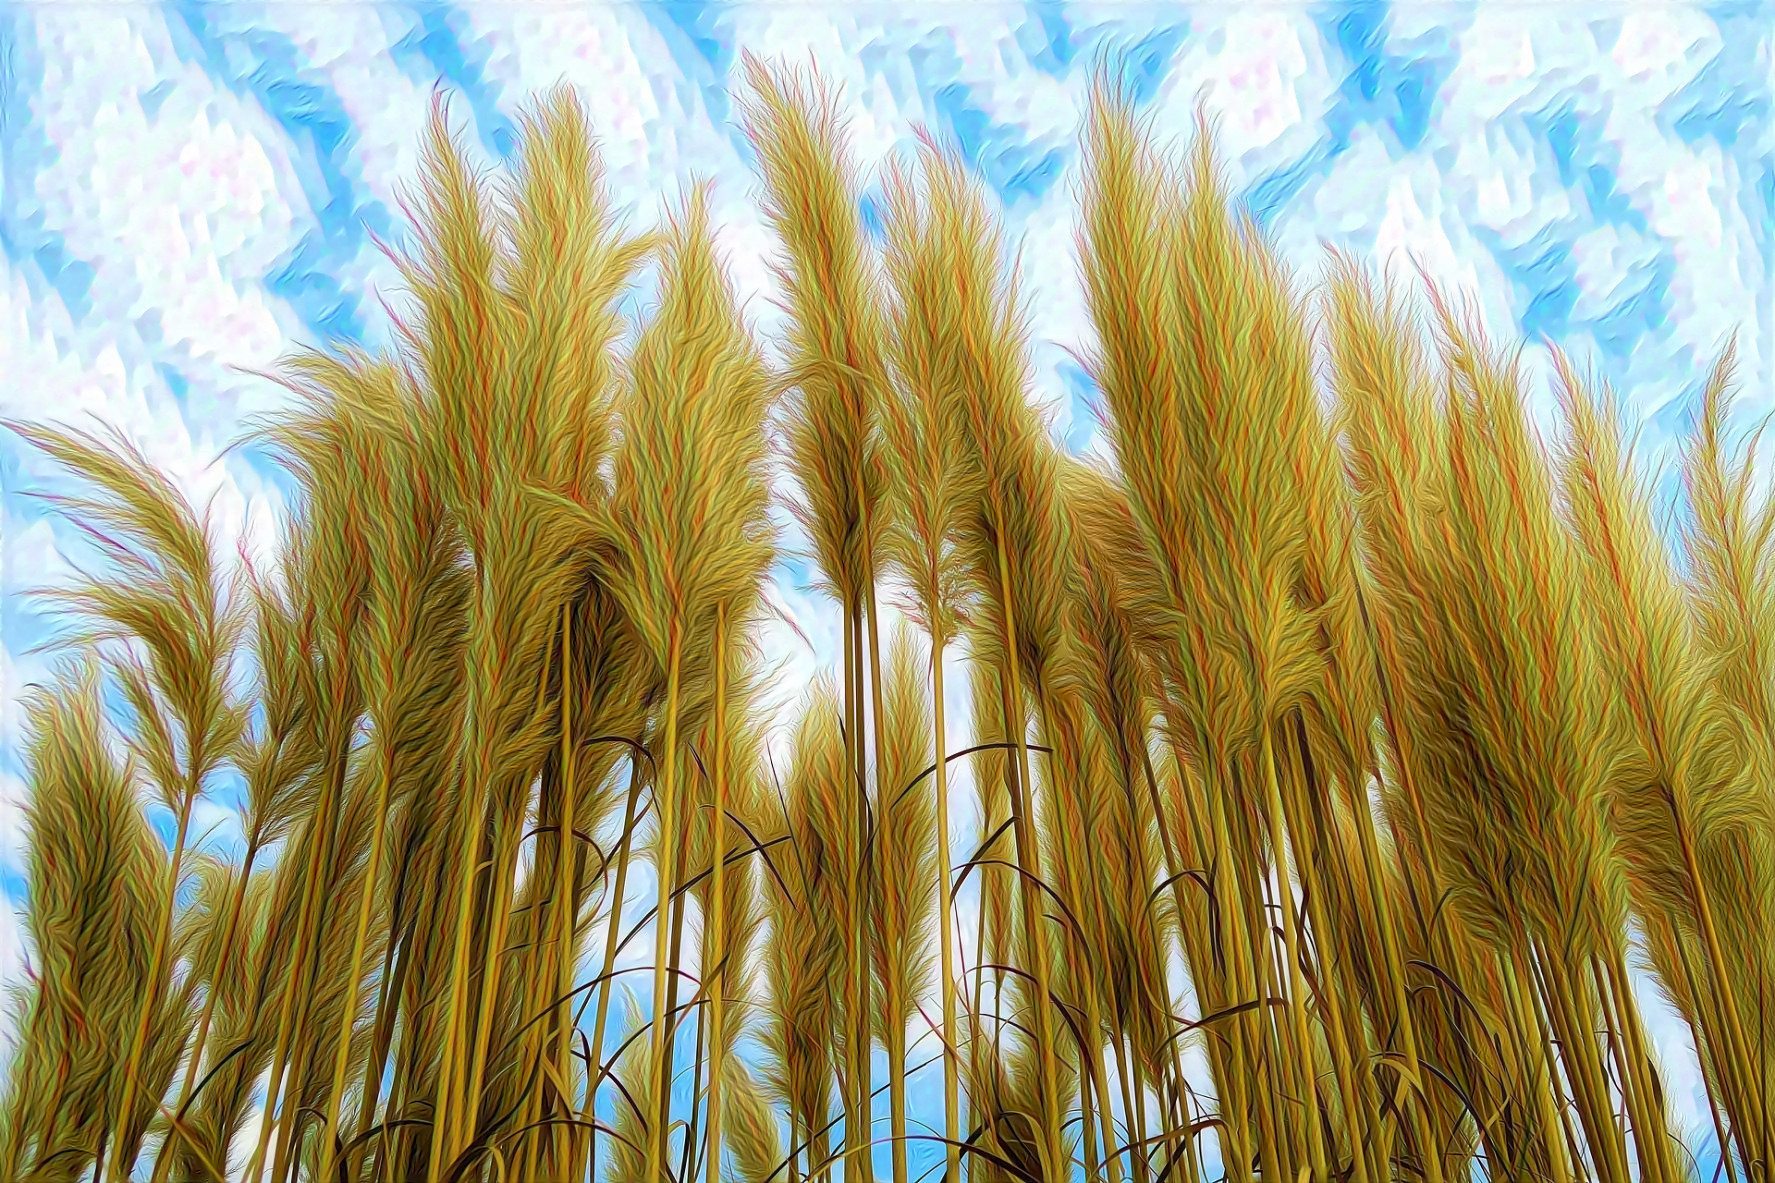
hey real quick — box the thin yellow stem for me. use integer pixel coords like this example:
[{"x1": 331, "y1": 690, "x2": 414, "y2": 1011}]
[
  {"x1": 251, "y1": 730, "x2": 350, "y2": 1183},
  {"x1": 1354, "y1": 586, "x2": 1448, "y2": 1183},
  {"x1": 1597, "y1": 951, "x2": 1674, "y2": 1183},
  {"x1": 429, "y1": 675, "x2": 497, "y2": 1183},
  {"x1": 1505, "y1": 941, "x2": 1574, "y2": 1183},
  {"x1": 848, "y1": 600, "x2": 873, "y2": 1183},
  {"x1": 864, "y1": 570, "x2": 895, "y2": 1183},
  {"x1": 705, "y1": 603, "x2": 731, "y2": 1183},
  {"x1": 585, "y1": 756, "x2": 649, "y2": 1182},
  {"x1": 1197, "y1": 756, "x2": 1264, "y2": 1183},
  {"x1": 646, "y1": 626, "x2": 686, "y2": 1183},
  {"x1": 317, "y1": 740, "x2": 399, "y2": 1183},
  {"x1": 931, "y1": 639, "x2": 961, "y2": 1183},
  {"x1": 464, "y1": 820, "x2": 523, "y2": 1131},
  {"x1": 548, "y1": 605, "x2": 580, "y2": 1179},
  {"x1": 1681, "y1": 822, "x2": 1765, "y2": 1167},
  {"x1": 106, "y1": 797, "x2": 195, "y2": 1183},
  {"x1": 150, "y1": 842, "x2": 259, "y2": 1183},
  {"x1": 1280, "y1": 724, "x2": 1369, "y2": 1183},
  {"x1": 994, "y1": 541, "x2": 1064, "y2": 1183},
  {"x1": 1260, "y1": 722, "x2": 1326, "y2": 1181}
]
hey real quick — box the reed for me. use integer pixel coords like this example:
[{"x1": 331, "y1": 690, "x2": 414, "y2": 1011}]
[
  {"x1": 738, "y1": 57, "x2": 893, "y2": 1183},
  {"x1": 3, "y1": 62, "x2": 1769, "y2": 1183}
]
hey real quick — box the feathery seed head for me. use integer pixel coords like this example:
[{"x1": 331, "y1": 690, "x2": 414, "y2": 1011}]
[
  {"x1": 1402, "y1": 281, "x2": 1630, "y2": 954},
  {"x1": 739, "y1": 53, "x2": 891, "y2": 612},
  {"x1": 607, "y1": 181, "x2": 776, "y2": 675},
  {"x1": 882, "y1": 136, "x2": 1074, "y2": 691},
  {"x1": 9, "y1": 419, "x2": 246, "y2": 803},
  {"x1": 871, "y1": 621, "x2": 940, "y2": 1041},
  {"x1": 1078, "y1": 93, "x2": 1322, "y2": 764}
]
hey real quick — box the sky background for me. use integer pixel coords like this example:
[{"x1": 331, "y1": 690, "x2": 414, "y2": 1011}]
[{"x1": 0, "y1": 1, "x2": 1770, "y2": 1179}]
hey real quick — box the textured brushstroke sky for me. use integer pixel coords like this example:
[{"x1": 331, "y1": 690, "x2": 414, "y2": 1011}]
[{"x1": 0, "y1": 1, "x2": 1770, "y2": 1177}]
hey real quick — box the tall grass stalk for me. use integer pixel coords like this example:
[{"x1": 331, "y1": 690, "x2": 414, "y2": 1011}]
[
  {"x1": 149, "y1": 542, "x2": 319, "y2": 1183},
  {"x1": 738, "y1": 58, "x2": 894, "y2": 1182},
  {"x1": 2, "y1": 423, "x2": 237, "y2": 1183}
]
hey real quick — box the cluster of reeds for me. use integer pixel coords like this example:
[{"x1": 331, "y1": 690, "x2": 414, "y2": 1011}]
[{"x1": 1, "y1": 59, "x2": 1770, "y2": 1183}]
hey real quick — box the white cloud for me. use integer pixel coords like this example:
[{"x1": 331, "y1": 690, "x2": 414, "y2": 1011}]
[
  {"x1": 0, "y1": 647, "x2": 52, "y2": 770},
  {"x1": 1, "y1": 6, "x2": 1766, "y2": 1172},
  {"x1": 0, "y1": 899, "x2": 27, "y2": 1066},
  {"x1": 0, "y1": 772, "x2": 28, "y2": 879}
]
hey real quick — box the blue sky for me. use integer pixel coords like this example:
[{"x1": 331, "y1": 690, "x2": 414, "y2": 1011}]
[{"x1": 0, "y1": 1, "x2": 1770, "y2": 1178}]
